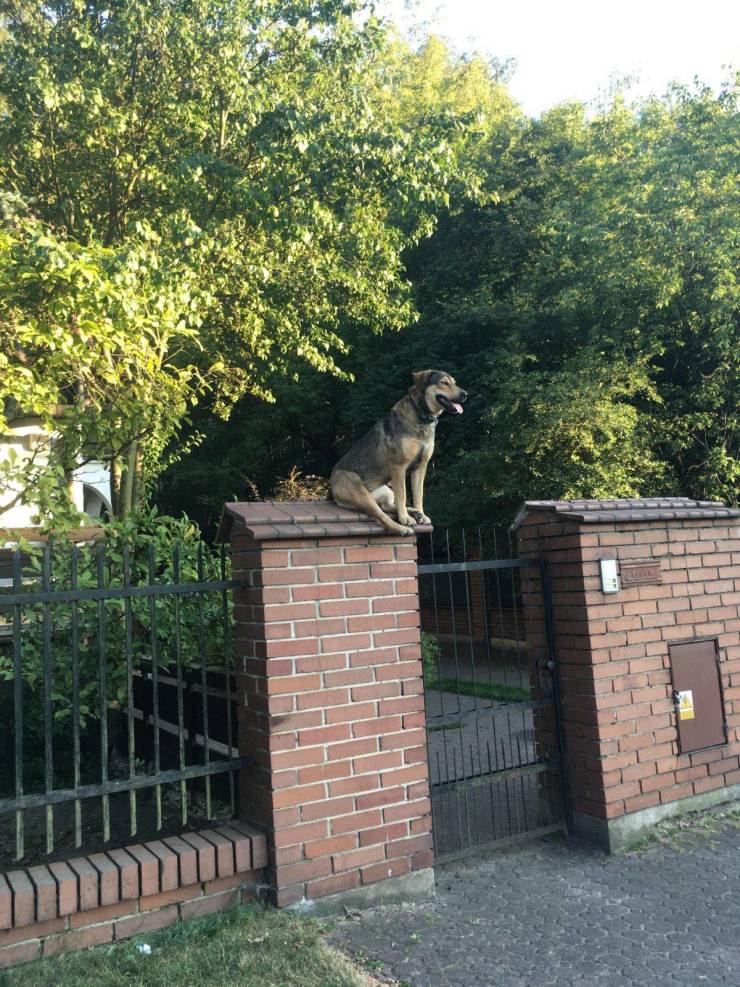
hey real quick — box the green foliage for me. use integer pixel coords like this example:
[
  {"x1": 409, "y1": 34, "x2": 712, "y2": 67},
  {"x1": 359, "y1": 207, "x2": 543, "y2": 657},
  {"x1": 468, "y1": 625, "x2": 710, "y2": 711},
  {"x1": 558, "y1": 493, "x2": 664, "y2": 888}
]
[
  {"x1": 421, "y1": 631, "x2": 440, "y2": 688},
  {"x1": 0, "y1": 509, "x2": 226, "y2": 734},
  {"x1": 0, "y1": 3, "x2": 479, "y2": 522},
  {"x1": 167, "y1": 72, "x2": 738, "y2": 529}
]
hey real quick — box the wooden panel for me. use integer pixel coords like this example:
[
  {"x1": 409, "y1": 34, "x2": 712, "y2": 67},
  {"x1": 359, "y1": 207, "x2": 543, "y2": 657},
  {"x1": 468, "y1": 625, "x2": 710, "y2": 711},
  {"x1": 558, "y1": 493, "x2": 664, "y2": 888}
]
[{"x1": 669, "y1": 639, "x2": 726, "y2": 753}]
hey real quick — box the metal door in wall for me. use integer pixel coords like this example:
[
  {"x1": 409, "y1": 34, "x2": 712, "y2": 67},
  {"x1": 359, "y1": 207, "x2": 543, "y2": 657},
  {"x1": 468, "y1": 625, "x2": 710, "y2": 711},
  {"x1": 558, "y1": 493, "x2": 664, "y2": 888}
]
[{"x1": 418, "y1": 528, "x2": 569, "y2": 861}]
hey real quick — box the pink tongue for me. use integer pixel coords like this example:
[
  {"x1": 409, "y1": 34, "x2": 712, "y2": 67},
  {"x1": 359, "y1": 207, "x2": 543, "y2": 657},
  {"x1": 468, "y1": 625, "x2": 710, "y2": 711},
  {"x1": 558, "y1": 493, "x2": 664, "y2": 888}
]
[{"x1": 451, "y1": 403, "x2": 463, "y2": 414}]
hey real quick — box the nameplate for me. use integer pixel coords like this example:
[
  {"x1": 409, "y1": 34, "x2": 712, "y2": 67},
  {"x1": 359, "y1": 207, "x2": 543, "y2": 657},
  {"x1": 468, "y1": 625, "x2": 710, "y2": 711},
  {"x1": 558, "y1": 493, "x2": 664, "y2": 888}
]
[{"x1": 620, "y1": 559, "x2": 662, "y2": 587}]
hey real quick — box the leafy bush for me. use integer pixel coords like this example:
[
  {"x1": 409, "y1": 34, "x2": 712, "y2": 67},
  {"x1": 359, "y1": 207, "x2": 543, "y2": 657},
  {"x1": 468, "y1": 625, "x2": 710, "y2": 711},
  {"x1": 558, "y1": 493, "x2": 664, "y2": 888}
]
[
  {"x1": 0, "y1": 509, "x2": 229, "y2": 734},
  {"x1": 421, "y1": 631, "x2": 441, "y2": 687}
]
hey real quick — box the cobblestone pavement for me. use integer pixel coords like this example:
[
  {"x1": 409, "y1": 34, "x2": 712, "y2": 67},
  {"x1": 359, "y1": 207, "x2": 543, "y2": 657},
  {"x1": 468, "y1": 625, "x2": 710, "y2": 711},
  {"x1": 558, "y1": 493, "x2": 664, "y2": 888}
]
[{"x1": 330, "y1": 811, "x2": 740, "y2": 987}]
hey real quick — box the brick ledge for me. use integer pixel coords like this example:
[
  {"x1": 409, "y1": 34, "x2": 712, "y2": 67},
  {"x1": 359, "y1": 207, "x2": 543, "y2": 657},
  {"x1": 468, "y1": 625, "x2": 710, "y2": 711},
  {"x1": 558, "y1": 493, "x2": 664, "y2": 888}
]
[{"x1": 0, "y1": 821, "x2": 267, "y2": 932}]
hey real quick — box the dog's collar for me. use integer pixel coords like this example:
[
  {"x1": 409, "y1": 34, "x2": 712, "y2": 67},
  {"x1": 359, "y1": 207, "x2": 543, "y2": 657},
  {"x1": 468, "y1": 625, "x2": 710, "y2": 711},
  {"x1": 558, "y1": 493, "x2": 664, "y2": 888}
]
[{"x1": 413, "y1": 394, "x2": 438, "y2": 426}]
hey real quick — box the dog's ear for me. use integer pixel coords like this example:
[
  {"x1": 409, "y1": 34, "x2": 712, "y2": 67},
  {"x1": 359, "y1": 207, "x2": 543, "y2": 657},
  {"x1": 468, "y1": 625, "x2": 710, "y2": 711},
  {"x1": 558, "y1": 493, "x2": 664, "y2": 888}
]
[{"x1": 412, "y1": 370, "x2": 433, "y2": 391}]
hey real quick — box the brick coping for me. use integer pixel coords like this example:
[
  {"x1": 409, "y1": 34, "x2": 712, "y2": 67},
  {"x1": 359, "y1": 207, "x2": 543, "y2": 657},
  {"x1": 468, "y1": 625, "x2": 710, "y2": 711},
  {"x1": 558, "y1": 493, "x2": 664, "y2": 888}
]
[
  {"x1": 0, "y1": 822, "x2": 267, "y2": 932},
  {"x1": 216, "y1": 500, "x2": 433, "y2": 542},
  {"x1": 512, "y1": 497, "x2": 740, "y2": 528}
]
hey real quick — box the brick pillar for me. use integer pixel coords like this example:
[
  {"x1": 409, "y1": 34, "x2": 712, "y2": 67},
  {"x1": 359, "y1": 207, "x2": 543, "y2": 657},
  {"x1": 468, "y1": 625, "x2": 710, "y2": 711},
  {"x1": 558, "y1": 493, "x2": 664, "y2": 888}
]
[
  {"x1": 217, "y1": 501, "x2": 435, "y2": 910},
  {"x1": 515, "y1": 498, "x2": 740, "y2": 850}
]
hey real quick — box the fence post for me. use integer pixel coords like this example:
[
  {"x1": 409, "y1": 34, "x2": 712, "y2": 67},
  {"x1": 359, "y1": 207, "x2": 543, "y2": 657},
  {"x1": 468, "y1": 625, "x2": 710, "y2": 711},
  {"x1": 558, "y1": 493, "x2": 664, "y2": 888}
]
[{"x1": 218, "y1": 501, "x2": 435, "y2": 911}]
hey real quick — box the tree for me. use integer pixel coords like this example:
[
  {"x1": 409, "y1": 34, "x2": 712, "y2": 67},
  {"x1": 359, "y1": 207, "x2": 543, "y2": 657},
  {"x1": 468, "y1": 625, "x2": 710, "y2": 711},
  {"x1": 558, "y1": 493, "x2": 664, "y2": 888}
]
[
  {"x1": 0, "y1": 2, "x2": 477, "y2": 522},
  {"x1": 157, "y1": 73, "x2": 738, "y2": 530}
]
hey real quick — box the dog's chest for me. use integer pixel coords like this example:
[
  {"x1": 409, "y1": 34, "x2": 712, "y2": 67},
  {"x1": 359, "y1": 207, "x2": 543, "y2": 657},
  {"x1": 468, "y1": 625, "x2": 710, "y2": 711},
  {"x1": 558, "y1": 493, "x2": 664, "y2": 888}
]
[{"x1": 404, "y1": 427, "x2": 435, "y2": 470}]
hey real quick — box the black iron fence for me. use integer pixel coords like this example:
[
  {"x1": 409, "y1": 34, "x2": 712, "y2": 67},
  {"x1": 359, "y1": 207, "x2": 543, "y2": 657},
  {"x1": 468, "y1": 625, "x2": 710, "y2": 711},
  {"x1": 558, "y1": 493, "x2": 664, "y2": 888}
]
[
  {"x1": 418, "y1": 526, "x2": 568, "y2": 860},
  {"x1": 0, "y1": 541, "x2": 247, "y2": 868}
]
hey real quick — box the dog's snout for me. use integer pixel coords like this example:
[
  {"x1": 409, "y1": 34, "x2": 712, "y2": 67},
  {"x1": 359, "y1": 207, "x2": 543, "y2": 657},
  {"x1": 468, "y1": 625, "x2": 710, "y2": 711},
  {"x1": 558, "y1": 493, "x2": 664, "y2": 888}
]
[{"x1": 459, "y1": 389, "x2": 468, "y2": 402}]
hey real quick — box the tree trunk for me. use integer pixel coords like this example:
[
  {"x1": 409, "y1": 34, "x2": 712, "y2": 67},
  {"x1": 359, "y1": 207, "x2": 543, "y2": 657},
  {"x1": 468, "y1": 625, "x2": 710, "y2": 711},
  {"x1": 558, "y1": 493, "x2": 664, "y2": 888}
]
[
  {"x1": 131, "y1": 444, "x2": 143, "y2": 512},
  {"x1": 119, "y1": 442, "x2": 138, "y2": 518},
  {"x1": 110, "y1": 456, "x2": 122, "y2": 518}
]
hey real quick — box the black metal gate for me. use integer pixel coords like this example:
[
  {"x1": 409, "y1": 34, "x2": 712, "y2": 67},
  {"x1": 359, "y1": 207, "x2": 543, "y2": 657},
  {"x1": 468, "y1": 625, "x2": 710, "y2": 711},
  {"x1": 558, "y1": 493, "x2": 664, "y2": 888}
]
[{"x1": 418, "y1": 528, "x2": 568, "y2": 861}]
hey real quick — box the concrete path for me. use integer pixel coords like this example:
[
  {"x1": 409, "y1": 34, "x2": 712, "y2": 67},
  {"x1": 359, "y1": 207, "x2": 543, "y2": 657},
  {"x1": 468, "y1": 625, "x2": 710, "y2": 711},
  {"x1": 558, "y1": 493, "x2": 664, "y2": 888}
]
[{"x1": 331, "y1": 807, "x2": 740, "y2": 987}]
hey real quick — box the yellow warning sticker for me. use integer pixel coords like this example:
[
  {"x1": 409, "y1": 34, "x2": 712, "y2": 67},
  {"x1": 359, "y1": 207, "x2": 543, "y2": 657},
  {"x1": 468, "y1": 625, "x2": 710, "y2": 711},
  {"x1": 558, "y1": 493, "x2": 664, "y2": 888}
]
[{"x1": 677, "y1": 690, "x2": 695, "y2": 720}]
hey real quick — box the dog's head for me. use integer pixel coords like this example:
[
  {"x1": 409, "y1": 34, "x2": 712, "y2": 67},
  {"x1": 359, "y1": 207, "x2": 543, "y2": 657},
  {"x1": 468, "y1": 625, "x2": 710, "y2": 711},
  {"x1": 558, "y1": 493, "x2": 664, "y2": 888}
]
[{"x1": 411, "y1": 370, "x2": 468, "y2": 416}]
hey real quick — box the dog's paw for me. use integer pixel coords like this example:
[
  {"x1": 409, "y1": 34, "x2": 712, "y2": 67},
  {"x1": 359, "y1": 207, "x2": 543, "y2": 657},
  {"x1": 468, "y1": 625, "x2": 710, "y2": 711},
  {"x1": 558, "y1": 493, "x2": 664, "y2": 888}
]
[
  {"x1": 408, "y1": 509, "x2": 431, "y2": 525},
  {"x1": 397, "y1": 514, "x2": 415, "y2": 527}
]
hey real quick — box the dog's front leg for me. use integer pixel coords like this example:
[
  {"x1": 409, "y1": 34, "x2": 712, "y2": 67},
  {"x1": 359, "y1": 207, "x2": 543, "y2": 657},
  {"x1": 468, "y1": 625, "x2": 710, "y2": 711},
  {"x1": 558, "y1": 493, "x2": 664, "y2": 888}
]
[
  {"x1": 391, "y1": 468, "x2": 414, "y2": 526},
  {"x1": 409, "y1": 460, "x2": 431, "y2": 524}
]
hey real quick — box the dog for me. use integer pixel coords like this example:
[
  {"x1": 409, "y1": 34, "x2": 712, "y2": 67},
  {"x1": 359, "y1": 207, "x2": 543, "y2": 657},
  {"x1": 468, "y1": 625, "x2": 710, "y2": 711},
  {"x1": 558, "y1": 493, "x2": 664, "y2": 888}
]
[{"x1": 330, "y1": 370, "x2": 467, "y2": 535}]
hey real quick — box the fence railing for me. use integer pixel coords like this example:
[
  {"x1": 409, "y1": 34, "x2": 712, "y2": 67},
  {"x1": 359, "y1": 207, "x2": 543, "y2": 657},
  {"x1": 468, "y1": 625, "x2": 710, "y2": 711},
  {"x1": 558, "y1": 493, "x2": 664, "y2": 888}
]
[{"x1": 0, "y1": 540, "x2": 247, "y2": 867}]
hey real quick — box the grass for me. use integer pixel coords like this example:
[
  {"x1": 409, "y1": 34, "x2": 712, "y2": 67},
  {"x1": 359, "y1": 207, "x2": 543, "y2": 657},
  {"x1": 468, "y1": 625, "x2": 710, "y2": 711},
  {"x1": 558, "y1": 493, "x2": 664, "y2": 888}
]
[
  {"x1": 0, "y1": 905, "x2": 378, "y2": 987},
  {"x1": 628, "y1": 803, "x2": 740, "y2": 854},
  {"x1": 427, "y1": 677, "x2": 530, "y2": 703}
]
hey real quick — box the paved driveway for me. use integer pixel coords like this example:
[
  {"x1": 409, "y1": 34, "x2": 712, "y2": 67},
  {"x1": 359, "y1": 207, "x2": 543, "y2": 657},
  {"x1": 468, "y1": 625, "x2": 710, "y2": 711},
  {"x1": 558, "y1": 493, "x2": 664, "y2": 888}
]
[{"x1": 331, "y1": 808, "x2": 740, "y2": 987}]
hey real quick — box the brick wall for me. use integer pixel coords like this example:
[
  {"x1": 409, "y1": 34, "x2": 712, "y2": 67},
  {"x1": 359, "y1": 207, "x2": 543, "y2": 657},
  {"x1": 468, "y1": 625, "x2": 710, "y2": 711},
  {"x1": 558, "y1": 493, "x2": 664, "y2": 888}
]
[
  {"x1": 0, "y1": 823, "x2": 266, "y2": 969},
  {"x1": 222, "y1": 502, "x2": 434, "y2": 908},
  {"x1": 515, "y1": 499, "x2": 740, "y2": 846}
]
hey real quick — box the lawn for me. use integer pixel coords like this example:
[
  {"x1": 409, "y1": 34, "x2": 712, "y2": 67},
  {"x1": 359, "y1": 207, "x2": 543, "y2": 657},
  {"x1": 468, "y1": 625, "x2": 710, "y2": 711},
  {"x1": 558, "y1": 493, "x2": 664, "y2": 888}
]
[
  {"x1": 0, "y1": 906, "x2": 377, "y2": 987},
  {"x1": 427, "y1": 677, "x2": 530, "y2": 703}
]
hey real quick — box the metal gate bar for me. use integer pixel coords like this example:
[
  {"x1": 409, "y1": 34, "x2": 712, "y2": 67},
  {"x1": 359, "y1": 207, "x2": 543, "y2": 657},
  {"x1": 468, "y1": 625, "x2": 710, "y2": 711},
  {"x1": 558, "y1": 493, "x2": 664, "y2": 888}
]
[{"x1": 418, "y1": 527, "x2": 568, "y2": 861}]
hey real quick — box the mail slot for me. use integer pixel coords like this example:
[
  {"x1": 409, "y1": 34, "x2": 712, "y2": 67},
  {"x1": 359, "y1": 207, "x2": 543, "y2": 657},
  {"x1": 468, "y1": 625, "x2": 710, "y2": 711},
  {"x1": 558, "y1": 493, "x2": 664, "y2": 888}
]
[{"x1": 668, "y1": 639, "x2": 727, "y2": 753}]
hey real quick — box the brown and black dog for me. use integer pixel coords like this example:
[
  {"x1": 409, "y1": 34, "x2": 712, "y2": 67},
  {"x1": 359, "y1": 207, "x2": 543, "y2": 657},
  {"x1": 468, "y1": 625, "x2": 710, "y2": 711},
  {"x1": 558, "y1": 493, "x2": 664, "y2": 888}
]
[{"x1": 330, "y1": 370, "x2": 467, "y2": 535}]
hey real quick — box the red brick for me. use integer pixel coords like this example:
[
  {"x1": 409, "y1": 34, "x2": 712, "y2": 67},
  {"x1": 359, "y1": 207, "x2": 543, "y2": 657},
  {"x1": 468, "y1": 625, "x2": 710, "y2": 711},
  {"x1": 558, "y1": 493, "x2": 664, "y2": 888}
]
[
  {"x1": 199, "y1": 829, "x2": 236, "y2": 878},
  {"x1": 319, "y1": 564, "x2": 370, "y2": 583},
  {"x1": 347, "y1": 613, "x2": 398, "y2": 634},
  {"x1": 301, "y1": 796, "x2": 355, "y2": 822},
  {"x1": 359, "y1": 823, "x2": 408, "y2": 847},
  {"x1": 370, "y1": 562, "x2": 417, "y2": 579},
  {"x1": 139, "y1": 885, "x2": 199, "y2": 911},
  {"x1": 273, "y1": 859, "x2": 332, "y2": 888},
  {"x1": 361, "y1": 857, "x2": 412, "y2": 885},
  {"x1": 114, "y1": 905, "x2": 179, "y2": 940},
  {"x1": 126, "y1": 844, "x2": 160, "y2": 898},
  {"x1": 145, "y1": 840, "x2": 179, "y2": 892},
  {"x1": 267, "y1": 673, "x2": 321, "y2": 695},
  {"x1": 325, "y1": 701, "x2": 377, "y2": 724},
  {"x1": 330, "y1": 774, "x2": 380, "y2": 797},
  {"x1": 333, "y1": 845, "x2": 386, "y2": 873},
  {"x1": 203, "y1": 873, "x2": 251, "y2": 896},
  {"x1": 106, "y1": 849, "x2": 140, "y2": 901},
  {"x1": 294, "y1": 617, "x2": 346, "y2": 638},
  {"x1": 379, "y1": 762, "x2": 427, "y2": 787},
  {"x1": 69, "y1": 900, "x2": 133, "y2": 929},
  {"x1": 48, "y1": 862, "x2": 78, "y2": 917},
  {"x1": 0, "y1": 917, "x2": 66, "y2": 947},
  {"x1": 5, "y1": 871, "x2": 34, "y2": 927},
  {"x1": 328, "y1": 737, "x2": 378, "y2": 760},
  {"x1": 162, "y1": 836, "x2": 199, "y2": 887},
  {"x1": 345, "y1": 546, "x2": 394, "y2": 563},
  {"x1": 298, "y1": 761, "x2": 349, "y2": 785},
  {"x1": 0, "y1": 876, "x2": 10, "y2": 932},
  {"x1": 332, "y1": 809, "x2": 382, "y2": 835},
  {"x1": 306, "y1": 871, "x2": 361, "y2": 898},
  {"x1": 298, "y1": 688, "x2": 350, "y2": 710},
  {"x1": 0, "y1": 940, "x2": 41, "y2": 969},
  {"x1": 320, "y1": 598, "x2": 370, "y2": 617},
  {"x1": 304, "y1": 834, "x2": 357, "y2": 859},
  {"x1": 346, "y1": 580, "x2": 395, "y2": 598},
  {"x1": 351, "y1": 682, "x2": 401, "y2": 703},
  {"x1": 43, "y1": 921, "x2": 113, "y2": 957},
  {"x1": 356, "y1": 786, "x2": 405, "y2": 810},
  {"x1": 374, "y1": 594, "x2": 418, "y2": 613},
  {"x1": 298, "y1": 723, "x2": 350, "y2": 747},
  {"x1": 181, "y1": 833, "x2": 218, "y2": 883},
  {"x1": 226, "y1": 821, "x2": 268, "y2": 869},
  {"x1": 291, "y1": 548, "x2": 342, "y2": 566},
  {"x1": 261, "y1": 567, "x2": 315, "y2": 586},
  {"x1": 352, "y1": 716, "x2": 403, "y2": 739},
  {"x1": 27, "y1": 865, "x2": 57, "y2": 922}
]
